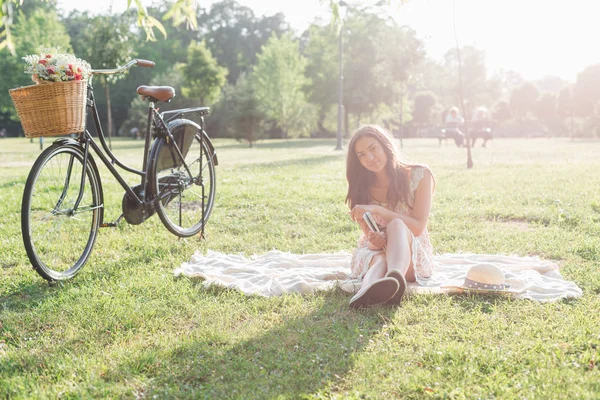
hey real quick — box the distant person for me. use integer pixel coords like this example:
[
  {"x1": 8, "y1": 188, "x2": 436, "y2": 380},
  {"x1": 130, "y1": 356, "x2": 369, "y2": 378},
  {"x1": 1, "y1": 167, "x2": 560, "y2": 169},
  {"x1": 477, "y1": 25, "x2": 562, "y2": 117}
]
[
  {"x1": 472, "y1": 107, "x2": 489, "y2": 126},
  {"x1": 444, "y1": 106, "x2": 464, "y2": 127},
  {"x1": 130, "y1": 126, "x2": 140, "y2": 140},
  {"x1": 0, "y1": 128, "x2": 5, "y2": 138},
  {"x1": 471, "y1": 107, "x2": 493, "y2": 147},
  {"x1": 440, "y1": 106, "x2": 465, "y2": 147},
  {"x1": 346, "y1": 125, "x2": 435, "y2": 308}
]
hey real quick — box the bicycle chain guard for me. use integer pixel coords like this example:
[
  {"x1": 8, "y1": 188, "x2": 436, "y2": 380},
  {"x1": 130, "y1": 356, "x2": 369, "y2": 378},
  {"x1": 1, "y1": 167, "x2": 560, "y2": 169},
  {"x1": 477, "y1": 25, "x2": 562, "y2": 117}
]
[
  {"x1": 121, "y1": 184, "x2": 156, "y2": 225},
  {"x1": 122, "y1": 174, "x2": 183, "y2": 225}
]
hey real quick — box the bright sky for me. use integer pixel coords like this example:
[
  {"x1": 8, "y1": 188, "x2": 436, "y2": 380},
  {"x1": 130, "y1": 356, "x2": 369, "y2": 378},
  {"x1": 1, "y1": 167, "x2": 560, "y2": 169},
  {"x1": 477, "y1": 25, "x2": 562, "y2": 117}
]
[{"x1": 56, "y1": 0, "x2": 600, "y2": 83}]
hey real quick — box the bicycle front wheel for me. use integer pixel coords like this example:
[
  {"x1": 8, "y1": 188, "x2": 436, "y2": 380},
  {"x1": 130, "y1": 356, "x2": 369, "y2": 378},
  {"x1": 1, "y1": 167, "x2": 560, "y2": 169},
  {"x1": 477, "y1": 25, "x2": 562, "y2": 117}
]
[
  {"x1": 151, "y1": 121, "x2": 216, "y2": 237},
  {"x1": 21, "y1": 143, "x2": 102, "y2": 281}
]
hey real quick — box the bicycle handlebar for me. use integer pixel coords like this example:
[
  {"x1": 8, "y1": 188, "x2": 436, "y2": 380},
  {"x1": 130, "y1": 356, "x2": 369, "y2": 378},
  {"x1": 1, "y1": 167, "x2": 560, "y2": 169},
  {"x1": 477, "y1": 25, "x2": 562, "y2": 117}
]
[{"x1": 91, "y1": 59, "x2": 155, "y2": 75}]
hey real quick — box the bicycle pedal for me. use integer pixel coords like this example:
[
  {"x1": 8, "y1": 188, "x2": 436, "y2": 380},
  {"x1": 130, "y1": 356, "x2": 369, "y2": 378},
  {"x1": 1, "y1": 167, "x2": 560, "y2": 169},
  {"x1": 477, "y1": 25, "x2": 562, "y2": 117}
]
[{"x1": 100, "y1": 222, "x2": 118, "y2": 228}]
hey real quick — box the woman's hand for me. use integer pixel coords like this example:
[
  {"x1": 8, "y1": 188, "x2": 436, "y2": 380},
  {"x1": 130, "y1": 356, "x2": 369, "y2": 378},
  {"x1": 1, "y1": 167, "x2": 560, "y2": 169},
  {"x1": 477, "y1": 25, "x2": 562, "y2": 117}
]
[
  {"x1": 367, "y1": 231, "x2": 387, "y2": 250},
  {"x1": 350, "y1": 204, "x2": 381, "y2": 223}
]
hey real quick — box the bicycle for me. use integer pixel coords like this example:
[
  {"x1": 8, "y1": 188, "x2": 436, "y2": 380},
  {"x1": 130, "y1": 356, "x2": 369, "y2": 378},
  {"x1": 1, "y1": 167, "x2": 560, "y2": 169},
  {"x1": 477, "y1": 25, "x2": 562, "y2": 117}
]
[{"x1": 20, "y1": 59, "x2": 218, "y2": 282}]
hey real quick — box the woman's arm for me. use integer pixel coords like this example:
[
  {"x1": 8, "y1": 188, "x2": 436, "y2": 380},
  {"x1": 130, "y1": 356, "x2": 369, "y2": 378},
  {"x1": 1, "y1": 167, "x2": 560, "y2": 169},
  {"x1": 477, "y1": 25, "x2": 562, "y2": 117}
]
[
  {"x1": 355, "y1": 216, "x2": 370, "y2": 236},
  {"x1": 372, "y1": 169, "x2": 434, "y2": 237}
]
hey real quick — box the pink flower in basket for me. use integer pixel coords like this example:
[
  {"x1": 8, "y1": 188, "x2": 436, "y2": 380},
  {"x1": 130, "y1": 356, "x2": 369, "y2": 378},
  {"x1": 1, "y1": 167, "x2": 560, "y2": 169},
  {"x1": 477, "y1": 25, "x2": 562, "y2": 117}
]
[{"x1": 23, "y1": 47, "x2": 92, "y2": 84}]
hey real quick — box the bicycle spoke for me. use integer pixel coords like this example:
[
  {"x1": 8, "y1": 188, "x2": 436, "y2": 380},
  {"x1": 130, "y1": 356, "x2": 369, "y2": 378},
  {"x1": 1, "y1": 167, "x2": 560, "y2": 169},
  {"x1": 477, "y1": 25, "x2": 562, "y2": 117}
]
[
  {"x1": 23, "y1": 144, "x2": 101, "y2": 281},
  {"x1": 72, "y1": 204, "x2": 103, "y2": 215},
  {"x1": 153, "y1": 127, "x2": 215, "y2": 237},
  {"x1": 183, "y1": 188, "x2": 203, "y2": 199}
]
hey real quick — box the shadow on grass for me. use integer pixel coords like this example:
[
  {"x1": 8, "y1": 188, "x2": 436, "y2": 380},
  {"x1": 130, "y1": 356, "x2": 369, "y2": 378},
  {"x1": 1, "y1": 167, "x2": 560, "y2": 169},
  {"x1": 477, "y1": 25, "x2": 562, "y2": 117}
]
[
  {"x1": 0, "y1": 279, "x2": 57, "y2": 304},
  {"x1": 447, "y1": 291, "x2": 580, "y2": 313},
  {"x1": 0, "y1": 286, "x2": 389, "y2": 398},
  {"x1": 120, "y1": 288, "x2": 388, "y2": 398}
]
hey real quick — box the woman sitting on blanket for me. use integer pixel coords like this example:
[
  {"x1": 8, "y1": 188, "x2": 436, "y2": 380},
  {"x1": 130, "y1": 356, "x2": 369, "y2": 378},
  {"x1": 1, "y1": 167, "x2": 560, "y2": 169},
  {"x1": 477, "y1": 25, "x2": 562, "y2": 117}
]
[{"x1": 346, "y1": 125, "x2": 436, "y2": 308}]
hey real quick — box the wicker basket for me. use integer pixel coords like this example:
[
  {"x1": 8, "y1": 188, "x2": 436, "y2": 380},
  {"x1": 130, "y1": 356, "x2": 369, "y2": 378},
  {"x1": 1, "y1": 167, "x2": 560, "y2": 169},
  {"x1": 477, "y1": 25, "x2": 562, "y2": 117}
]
[{"x1": 9, "y1": 80, "x2": 88, "y2": 138}]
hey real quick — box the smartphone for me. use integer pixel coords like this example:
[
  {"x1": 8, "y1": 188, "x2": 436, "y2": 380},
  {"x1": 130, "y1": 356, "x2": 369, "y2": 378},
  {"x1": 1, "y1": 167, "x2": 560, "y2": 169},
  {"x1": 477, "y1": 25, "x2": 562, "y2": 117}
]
[{"x1": 362, "y1": 212, "x2": 380, "y2": 232}]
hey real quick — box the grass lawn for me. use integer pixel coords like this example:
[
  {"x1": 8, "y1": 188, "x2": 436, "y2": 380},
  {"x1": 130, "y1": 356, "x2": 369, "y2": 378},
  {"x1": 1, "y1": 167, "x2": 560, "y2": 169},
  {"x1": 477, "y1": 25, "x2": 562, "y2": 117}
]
[{"x1": 1, "y1": 136, "x2": 599, "y2": 399}]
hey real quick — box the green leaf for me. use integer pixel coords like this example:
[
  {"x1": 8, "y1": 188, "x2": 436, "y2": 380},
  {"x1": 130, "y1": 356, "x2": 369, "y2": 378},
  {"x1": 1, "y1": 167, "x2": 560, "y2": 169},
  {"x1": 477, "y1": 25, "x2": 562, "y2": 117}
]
[{"x1": 145, "y1": 15, "x2": 167, "y2": 39}]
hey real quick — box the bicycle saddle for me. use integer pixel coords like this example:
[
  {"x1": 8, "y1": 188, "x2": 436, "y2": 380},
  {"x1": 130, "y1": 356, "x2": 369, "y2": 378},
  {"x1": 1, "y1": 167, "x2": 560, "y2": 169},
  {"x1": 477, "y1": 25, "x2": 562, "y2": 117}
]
[{"x1": 137, "y1": 85, "x2": 176, "y2": 102}]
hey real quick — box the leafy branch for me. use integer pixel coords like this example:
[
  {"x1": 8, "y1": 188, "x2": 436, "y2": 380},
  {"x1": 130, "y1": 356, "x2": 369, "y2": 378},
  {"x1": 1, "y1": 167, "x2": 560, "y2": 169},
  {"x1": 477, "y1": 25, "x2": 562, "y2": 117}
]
[{"x1": 0, "y1": 0, "x2": 197, "y2": 54}]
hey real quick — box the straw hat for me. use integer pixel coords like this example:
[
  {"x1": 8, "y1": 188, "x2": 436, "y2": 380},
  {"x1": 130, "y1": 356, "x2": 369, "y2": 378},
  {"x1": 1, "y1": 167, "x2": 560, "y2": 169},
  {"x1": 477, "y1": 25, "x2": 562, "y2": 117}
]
[{"x1": 441, "y1": 264, "x2": 525, "y2": 294}]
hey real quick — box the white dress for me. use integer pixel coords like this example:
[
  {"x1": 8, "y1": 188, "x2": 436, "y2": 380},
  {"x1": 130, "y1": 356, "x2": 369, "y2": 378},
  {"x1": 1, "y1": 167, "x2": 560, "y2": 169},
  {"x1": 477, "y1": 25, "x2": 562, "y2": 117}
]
[{"x1": 349, "y1": 166, "x2": 435, "y2": 285}]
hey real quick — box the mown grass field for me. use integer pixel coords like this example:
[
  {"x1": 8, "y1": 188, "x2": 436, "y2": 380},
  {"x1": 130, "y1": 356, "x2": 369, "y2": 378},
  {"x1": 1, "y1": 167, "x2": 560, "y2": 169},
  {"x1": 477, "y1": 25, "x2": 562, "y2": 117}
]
[{"x1": 1, "y1": 136, "x2": 599, "y2": 399}]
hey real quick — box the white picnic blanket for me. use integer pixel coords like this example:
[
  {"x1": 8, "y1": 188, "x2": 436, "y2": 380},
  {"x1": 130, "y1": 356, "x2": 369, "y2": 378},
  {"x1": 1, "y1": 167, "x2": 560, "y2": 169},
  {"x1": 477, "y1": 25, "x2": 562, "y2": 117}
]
[{"x1": 173, "y1": 250, "x2": 583, "y2": 303}]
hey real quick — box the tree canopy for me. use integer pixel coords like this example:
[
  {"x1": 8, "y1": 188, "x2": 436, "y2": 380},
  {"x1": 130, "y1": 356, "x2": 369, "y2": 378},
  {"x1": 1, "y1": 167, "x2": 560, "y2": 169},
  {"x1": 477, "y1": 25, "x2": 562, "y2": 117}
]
[
  {"x1": 1, "y1": 0, "x2": 599, "y2": 140},
  {"x1": 251, "y1": 33, "x2": 315, "y2": 138}
]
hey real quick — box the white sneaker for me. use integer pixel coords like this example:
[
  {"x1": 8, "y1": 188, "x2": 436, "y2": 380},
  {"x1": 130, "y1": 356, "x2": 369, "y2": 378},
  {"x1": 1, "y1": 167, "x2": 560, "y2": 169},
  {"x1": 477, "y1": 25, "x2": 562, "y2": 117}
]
[
  {"x1": 349, "y1": 277, "x2": 399, "y2": 309},
  {"x1": 383, "y1": 269, "x2": 407, "y2": 306}
]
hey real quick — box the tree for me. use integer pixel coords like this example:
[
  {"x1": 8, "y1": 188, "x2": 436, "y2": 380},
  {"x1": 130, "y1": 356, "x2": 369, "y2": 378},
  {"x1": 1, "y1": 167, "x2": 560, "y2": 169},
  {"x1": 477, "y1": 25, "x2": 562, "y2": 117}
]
[
  {"x1": 0, "y1": 7, "x2": 71, "y2": 134},
  {"x1": 0, "y1": 0, "x2": 195, "y2": 54},
  {"x1": 493, "y1": 69, "x2": 525, "y2": 99},
  {"x1": 342, "y1": 13, "x2": 386, "y2": 126},
  {"x1": 377, "y1": 24, "x2": 425, "y2": 104},
  {"x1": 302, "y1": 23, "x2": 338, "y2": 134},
  {"x1": 252, "y1": 33, "x2": 315, "y2": 138},
  {"x1": 573, "y1": 64, "x2": 600, "y2": 117},
  {"x1": 180, "y1": 40, "x2": 228, "y2": 106},
  {"x1": 557, "y1": 87, "x2": 573, "y2": 118},
  {"x1": 80, "y1": 13, "x2": 137, "y2": 146},
  {"x1": 197, "y1": 0, "x2": 290, "y2": 85},
  {"x1": 557, "y1": 86, "x2": 575, "y2": 137},
  {"x1": 412, "y1": 92, "x2": 436, "y2": 125},
  {"x1": 408, "y1": 57, "x2": 451, "y2": 123},
  {"x1": 442, "y1": 45, "x2": 498, "y2": 117},
  {"x1": 122, "y1": 64, "x2": 191, "y2": 138},
  {"x1": 534, "y1": 92, "x2": 557, "y2": 134},
  {"x1": 227, "y1": 73, "x2": 265, "y2": 147},
  {"x1": 534, "y1": 76, "x2": 568, "y2": 94},
  {"x1": 493, "y1": 101, "x2": 511, "y2": 122},
  {"x1": 509, "y1": 82, "x2": 539, "y2": 119},
  {"x1": 341, "y1": 11, "x2": 424, "y2": 128}
]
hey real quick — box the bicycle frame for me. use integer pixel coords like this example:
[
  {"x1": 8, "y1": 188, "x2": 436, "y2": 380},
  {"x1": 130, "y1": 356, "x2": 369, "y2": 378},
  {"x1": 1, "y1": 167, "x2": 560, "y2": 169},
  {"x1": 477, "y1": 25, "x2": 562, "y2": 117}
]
[
  {"x1": 66, "y1": 64, "x2": 215, "y2": 229},
  {"x1": 21, "y1": 59, "x2": 218, "y2": 281}
]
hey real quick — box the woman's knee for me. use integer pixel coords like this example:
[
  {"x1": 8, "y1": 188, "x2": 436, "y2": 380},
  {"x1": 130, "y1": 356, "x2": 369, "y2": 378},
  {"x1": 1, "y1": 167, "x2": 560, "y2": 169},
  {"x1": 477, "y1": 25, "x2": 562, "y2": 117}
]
[
  {"x1": 388, "y1": 218, "x2": 409, "y2": 234},
  {"x1": 387, "y1": 218, "x2": 412, "y2": 244}
]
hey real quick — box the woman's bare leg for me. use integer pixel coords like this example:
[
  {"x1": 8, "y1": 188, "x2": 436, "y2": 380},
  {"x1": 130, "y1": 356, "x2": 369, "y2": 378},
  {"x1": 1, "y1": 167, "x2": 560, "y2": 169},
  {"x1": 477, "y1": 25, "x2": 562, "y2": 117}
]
[
  {"x1": 350, "y1": 253, "x2": 398, "y2": 308},
  {"x1": 361, "y1": 253, "x2": 387, "y2": 287},
  {"x1": 385, "y1": 218, "x2": 414, "y2": 280}
]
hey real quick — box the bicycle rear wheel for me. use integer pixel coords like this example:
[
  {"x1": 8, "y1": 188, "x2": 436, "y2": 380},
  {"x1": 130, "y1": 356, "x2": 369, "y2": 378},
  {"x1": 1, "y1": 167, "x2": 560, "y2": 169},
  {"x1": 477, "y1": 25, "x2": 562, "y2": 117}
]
[
  {"x1": 151, "y1": 120, "x2": 216, "y2": 237},
  {"x1": 21, "y1": 143, "x2": 102, "y2": 281}
]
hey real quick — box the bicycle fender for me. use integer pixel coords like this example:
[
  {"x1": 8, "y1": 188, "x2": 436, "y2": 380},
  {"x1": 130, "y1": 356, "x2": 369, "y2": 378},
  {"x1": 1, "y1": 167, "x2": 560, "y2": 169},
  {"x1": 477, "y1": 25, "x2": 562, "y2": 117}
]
[
  {"x1": 165, "y1": 119, "x2": 218, "y2": 166},
  {"x1": 53, "y1": 137, "x2": 80, "y2": 146}
]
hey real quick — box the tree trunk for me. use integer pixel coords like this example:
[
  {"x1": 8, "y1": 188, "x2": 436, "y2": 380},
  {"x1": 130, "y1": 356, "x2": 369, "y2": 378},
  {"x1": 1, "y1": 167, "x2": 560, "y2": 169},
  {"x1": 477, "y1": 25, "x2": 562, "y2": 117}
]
[
  {"x1": 105, "y1": 82, "x2": 113, "y2": 150},
  {"x1": 399, "y1": 86, "x2": 404, "y2": 147},
  {"x1": 318, "y1": 114, "x2": 328, "y2": 135},
  {"x1": 249, "y1": 123, "x2": 253, "y2": 148},
  {"x1": 344, "y1": 106, "x2": 350, "y2": 139}
]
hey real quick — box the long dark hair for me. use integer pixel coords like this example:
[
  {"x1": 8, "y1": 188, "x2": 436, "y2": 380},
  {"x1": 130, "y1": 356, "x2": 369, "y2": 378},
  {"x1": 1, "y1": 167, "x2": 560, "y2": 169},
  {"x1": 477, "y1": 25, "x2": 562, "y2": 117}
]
[{"x1": 345, "y1": 125, "x2": 417, "y2": 210}]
